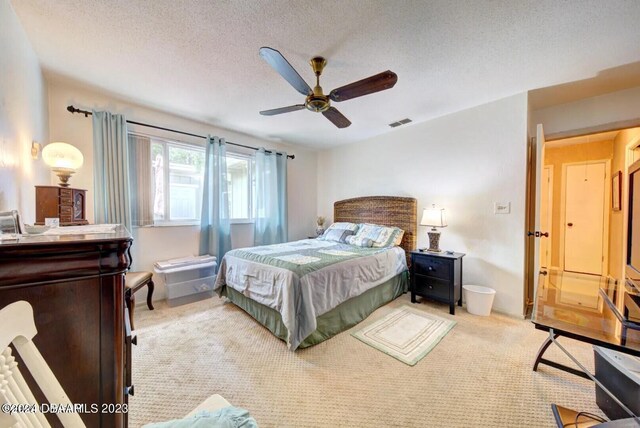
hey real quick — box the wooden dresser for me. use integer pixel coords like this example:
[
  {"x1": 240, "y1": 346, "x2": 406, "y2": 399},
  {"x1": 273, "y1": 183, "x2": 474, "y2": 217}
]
[
  {"x1": 35, "y1": 185, "x2": 89, "y2": 226},
  {"x1": 0, "y1": 227, "x2": 133, "y2": 427}
]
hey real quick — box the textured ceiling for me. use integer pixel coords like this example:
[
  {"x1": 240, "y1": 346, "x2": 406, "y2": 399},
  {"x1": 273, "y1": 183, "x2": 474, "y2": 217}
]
[{"x1": 10, "y1": 0, "x2": 640, "y2": 149}]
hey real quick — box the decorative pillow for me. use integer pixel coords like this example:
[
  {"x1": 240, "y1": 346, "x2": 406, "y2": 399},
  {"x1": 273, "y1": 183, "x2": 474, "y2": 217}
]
[
  {"x1": 353, "y1": 223, "x2": 405, "y2": 248},
  {"x1": 346, "y1": 235, "x2": 374, "y2": 247},
  {"x1": 318, "y1": 228, "x2": 355, "y2": 243},
  {"x1": 324, "y1": 222, "x2": 360, "y2": 233}
]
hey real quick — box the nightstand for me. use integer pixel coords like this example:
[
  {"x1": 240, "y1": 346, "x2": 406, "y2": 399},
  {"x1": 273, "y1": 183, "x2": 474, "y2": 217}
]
[{"x1": 410, "y1": 250, "x2": 465, "y2": 315}]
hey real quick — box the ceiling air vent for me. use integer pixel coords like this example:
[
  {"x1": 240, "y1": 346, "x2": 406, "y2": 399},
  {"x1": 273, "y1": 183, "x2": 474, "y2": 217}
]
[{"x1": 389, "y1": 118, "x2": 412, "y2": 128}]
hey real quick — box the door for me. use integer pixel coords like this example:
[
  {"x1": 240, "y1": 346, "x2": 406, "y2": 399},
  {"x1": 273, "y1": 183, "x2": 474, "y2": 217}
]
[
  {"x1": 525, "y1": 124, "x2": 547, "y2": 313},
  {"x1": 540, "y1": 166, "x2": 553, "y2": 268},
  {"x1": 563, "y1": 162, "x2": 607, "y2": 275}
]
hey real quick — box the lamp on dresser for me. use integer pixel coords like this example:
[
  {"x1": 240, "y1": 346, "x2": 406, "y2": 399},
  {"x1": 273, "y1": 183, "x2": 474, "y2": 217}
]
[
  {"x1": 42, "y1": 142, "x2": 83, "y2": 187},
  {"x1": 420, "y1": 204, "x2": 447, "y2": 252},
  {"x1": 37, "y1": 142, "x2": 88, "y2": 226}
]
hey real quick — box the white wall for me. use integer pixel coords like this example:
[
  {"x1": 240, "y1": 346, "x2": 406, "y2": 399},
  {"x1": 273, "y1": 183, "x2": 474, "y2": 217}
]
[
  {"x1": 532, "y1": 86, "x2": 640, "y2": 137},
  {"x1": 317, "y1": 93, "x2": 529, "y2": 316},
  {"x1": 0, "y1": 0, "x2": 50, "y2": 222},
  {"x1": 48, "y1": 79, "x2": 318, "y2": 300}
]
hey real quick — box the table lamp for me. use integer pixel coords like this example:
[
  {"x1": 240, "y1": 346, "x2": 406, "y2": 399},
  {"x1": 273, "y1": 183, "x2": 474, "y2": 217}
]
[
  {"x1": 420, "y1": 204, "x2": 447, "y2": 252},
  {"x1": 42, "y1": 142, "x2": 83, "y2": 187}
]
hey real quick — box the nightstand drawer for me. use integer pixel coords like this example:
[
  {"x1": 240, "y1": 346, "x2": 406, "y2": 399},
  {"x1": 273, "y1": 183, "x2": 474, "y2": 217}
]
[
  {"x1": 412, "y1": 255, "x2": 451, "y2": 280},
  {"x1": 413, "y1": 276, "x2": 450, "y2": 300}
]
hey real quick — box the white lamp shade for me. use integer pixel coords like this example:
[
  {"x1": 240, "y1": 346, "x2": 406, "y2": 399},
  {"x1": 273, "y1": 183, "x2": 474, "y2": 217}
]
[
  {"x1": 42, "y1": 142, "x2": 83, "y2": 171},
  {"x1": 420, "y1": 206, "x2": 447, "y2": 228}
]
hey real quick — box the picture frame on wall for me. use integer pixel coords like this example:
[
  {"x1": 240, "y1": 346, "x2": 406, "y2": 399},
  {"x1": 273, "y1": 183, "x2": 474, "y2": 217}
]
[{"x1": 612, "y1": 170, "x2": 622, "y2": 211}]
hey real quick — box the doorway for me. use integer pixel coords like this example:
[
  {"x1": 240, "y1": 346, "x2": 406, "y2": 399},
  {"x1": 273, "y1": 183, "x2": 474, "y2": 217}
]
[{"x1": 525, "y1": 125, "x2": 640, "y2": 316}]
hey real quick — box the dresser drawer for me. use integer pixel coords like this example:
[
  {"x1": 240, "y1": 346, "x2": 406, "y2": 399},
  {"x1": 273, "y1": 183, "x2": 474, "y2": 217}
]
[
  {"x1": 412, "y1": 255, "x2": 451, "y2": 280},
  {"x1": 60, "y1": 196, "x2": 73, "y2": 206},
  {"x1": 59, "y1": 188, "x2": 73, "y2": 198},
  {"x1": 413, "y1": 275, "x2": 450, "y2": 300},
  {"x1": 60, "y1": 205, "x2": 72, "y2": 215}
]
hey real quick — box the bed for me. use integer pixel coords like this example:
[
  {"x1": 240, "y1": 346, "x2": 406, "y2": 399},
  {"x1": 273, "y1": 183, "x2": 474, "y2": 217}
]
[{"x1": 214, "y1": 196, "x2": 417, "y2": 350}]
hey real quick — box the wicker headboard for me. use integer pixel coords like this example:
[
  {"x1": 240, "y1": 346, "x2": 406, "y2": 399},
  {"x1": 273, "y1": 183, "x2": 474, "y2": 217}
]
[{"x1": 334, "y1": 196, "x2": 417, "y2": 266}]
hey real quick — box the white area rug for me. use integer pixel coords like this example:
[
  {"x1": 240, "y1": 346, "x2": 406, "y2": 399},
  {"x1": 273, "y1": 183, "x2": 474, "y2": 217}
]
[{"x1": 351, "y1": 305, "x2": 456, "y2": 365}]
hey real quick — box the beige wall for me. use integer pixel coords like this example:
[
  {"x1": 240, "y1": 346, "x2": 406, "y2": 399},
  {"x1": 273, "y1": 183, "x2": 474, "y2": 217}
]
[
  {"x1": 318, "y1": 93, "x2": 529, "y2": 317},
  {"x1": 532, "y1": 86, "x2": 640, "y2": 138},
  {"x1": 609, "y1": 128, "x2": 640, "y2": 284},
  {"x1": 543, "y1": 140, "x2": 614, "y2": 268},
  {"x1": 0, "y1": 0, "x2": 50, "y2": 223},
  {"x1": 47, "y1": 79, "x2": 318, "y2": 300}
]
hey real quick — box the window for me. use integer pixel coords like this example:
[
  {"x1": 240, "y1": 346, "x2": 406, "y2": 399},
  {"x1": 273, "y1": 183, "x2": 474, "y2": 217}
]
[
  {"x1": 226, "y1": 153, "x2": 254, "y2": 222},
  {"x1": 151, "y1": 138, "x2": 205, "y2": 224},
  {"x1": 143, "y1": 134, "x2": 254, "y2": 225}
]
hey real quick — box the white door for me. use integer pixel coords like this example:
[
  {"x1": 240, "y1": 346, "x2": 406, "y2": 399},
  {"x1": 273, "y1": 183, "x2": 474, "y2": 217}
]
[
  {"x1": 526, "y1": 124, "x2": 546, "y2": 312},
  {"x1": 540, "y1": 166, "x2": 552, "y2": 268},
  {"x1": 563, "y1": 162, "x2": 606, "y2": 275}
]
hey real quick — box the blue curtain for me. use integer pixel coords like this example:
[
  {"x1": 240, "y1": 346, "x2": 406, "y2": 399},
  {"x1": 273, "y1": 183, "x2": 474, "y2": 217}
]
[
  {"x1": 254, "y1": 148, "x2": 288, "y2": 245},
  {"x1": 199, "y1": 136, "x2": 232, "y2": 259},
  {"x1": 92, "y1": 110, "x2": 132, "y2": 232}
]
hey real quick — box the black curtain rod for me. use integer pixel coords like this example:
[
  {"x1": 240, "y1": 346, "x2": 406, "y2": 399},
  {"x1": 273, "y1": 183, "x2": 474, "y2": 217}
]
[{"x1": 66, "y1": 105, "x2": 295, "y2": 159}]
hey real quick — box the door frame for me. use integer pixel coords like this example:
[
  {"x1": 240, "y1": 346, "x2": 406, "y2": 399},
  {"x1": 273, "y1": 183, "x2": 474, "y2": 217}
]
[
  {"x1": 526, "y1": 119, "x2": 640, "y2": 317},
  {"x1": 558, "y1": 158, "x2": 611, "y2": 274}
]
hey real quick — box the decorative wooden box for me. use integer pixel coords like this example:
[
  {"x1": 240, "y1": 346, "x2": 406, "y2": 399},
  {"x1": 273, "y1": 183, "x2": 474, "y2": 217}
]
[{"x1": 35, "y1": 185, "x2": 88, "y2": 226}]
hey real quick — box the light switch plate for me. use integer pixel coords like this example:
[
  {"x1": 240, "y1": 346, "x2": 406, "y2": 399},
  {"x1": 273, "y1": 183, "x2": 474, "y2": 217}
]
[{"x1": 494, "y1": 202, "x2": 510, "y2": 214}]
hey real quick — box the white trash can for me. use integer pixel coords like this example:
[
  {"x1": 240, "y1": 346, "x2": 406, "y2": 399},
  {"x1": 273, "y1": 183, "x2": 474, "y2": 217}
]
[{"x1": 463, "y1": 285, "x2": 496, "y2": 316}]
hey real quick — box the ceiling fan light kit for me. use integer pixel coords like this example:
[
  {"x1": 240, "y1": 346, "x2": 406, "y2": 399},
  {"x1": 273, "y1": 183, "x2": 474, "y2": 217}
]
[{"x1": 259, "y1": 47, "x2": 398, "y2": 128}]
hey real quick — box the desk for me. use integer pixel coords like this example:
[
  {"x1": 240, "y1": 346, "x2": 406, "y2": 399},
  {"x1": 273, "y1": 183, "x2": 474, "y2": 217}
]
[{"x1": 531, "y1": 269, "x2": 640, "y2": 421}]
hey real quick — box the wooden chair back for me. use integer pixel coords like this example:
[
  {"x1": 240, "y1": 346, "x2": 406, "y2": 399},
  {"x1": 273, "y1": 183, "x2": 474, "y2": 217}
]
[{"x1": 0, "y1": 301, "x2": 85, "y2": 427}]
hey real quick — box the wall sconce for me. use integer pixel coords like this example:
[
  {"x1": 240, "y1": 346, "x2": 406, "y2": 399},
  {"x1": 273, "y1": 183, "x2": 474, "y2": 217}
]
[
  {"x1": 31, "y1": 141, "x2": 41, "y2": 160},
  {"x1": 42, "y1": 142, "x2": 84, "y2": 187}
]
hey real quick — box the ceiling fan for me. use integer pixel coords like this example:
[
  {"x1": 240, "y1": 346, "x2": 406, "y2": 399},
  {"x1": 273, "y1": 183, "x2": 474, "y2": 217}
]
[{"x1": 259, "y1": 47, "x2": 398, "y2": 129}]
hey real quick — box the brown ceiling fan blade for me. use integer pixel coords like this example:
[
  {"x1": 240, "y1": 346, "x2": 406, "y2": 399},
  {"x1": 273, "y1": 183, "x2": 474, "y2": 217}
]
[
  {"x1": 259, "y1": 47, "x2": 312, "y2": 96},
  {"x1": 260, "y1": 105, "x2": 306, "y2": 116},
  {"x1": 322, "y1": 107, "x2": 351, "y2": 128},
  {"x1": 329, "y1": 71, "x2": 398, "y2": 102}
]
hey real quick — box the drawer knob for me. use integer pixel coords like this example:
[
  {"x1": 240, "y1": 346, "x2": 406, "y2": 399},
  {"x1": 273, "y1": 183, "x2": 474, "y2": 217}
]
[{"x1": 428, "y1": 266, "x2": 434, "y2": 271}]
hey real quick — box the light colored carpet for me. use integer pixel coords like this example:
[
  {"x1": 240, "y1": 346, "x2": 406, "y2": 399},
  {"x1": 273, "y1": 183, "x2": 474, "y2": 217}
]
[
  {"x1": 351, "y1": 305, "x2": 456, "y2": 365},
  {"x1": 129, "y1": 294, "x2": 604, "y2": 427}
]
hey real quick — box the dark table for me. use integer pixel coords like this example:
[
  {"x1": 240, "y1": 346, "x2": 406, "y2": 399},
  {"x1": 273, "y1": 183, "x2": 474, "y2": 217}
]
[{"x1": 531, "y1": 268, "x2": 640, "y2": 422}]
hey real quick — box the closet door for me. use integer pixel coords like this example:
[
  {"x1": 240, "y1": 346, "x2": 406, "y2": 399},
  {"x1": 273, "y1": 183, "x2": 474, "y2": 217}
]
[{"x1": 563, "y1": 162, "x2": 606, "y2": 275}]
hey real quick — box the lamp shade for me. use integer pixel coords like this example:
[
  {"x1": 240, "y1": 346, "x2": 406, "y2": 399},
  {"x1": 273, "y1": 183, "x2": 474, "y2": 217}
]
[
  {"x1": 420, "y1": 205, "x2": 447, "y2": 228},
  {"x1": 42, "y1": 142, "x2": 83, "y2": 171}
]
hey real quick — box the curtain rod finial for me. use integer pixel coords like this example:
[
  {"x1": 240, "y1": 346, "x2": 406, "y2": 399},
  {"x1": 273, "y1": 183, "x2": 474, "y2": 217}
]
[
  {"x1": 66, "y1": 105, "x2": 75, "y2": 113},
  {"x1": 289, "y1": 154, "x2": 295, "y2": 160}
]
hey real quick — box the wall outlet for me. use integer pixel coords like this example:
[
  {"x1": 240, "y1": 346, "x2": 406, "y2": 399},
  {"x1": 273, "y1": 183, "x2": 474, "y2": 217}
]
[{"x1": 494, "y1": 202, "x2": 510, "y2": 214}]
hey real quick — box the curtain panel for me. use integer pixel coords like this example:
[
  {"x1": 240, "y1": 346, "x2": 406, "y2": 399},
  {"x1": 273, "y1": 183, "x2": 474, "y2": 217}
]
[
  {"x1": 199, "y1": 136, "x2": 232, "y2": 259},
  {"x1": 254, "y1": 148, "x2": 288, "y2": 245},
  {"x1": 92, "y1": 110, "x2": 132, "y2": 232},
  {"x1": 128, "y1": 134, "x2": 154, "y2": 227}
]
